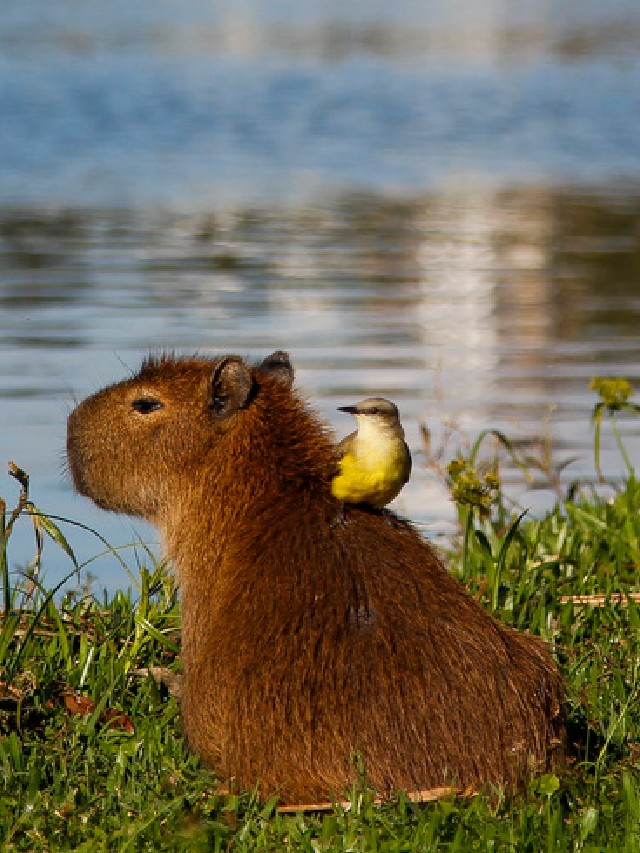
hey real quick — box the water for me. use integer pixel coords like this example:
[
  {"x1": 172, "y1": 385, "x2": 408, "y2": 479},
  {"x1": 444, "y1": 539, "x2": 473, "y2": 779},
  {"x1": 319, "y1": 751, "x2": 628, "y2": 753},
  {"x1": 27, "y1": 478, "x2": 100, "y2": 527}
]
[{"x1": 2, "y1": 1, "x2": 640, "y2": 591}]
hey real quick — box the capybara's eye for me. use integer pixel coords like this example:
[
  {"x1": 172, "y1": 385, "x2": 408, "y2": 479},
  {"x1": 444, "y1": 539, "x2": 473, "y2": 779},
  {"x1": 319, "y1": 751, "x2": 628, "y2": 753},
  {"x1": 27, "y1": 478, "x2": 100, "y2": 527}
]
[{"x1": 132, "y1": 398, "x2": 163, "y2": 414}]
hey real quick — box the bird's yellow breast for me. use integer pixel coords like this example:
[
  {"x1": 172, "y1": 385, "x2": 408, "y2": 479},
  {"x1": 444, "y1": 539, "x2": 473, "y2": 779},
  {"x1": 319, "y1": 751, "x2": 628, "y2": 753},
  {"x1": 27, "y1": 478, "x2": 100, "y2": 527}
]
[{"x1": 331, "y1": 441, "x2": 409, "y2": 508}]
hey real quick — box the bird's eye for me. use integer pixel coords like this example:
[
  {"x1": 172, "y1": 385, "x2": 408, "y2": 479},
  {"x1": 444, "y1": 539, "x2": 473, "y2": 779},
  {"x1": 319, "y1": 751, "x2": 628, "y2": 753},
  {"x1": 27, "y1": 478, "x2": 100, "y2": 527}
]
[
  {"x1": 368, "y1": 407, "x2": 379, "y2": 415},
  {"x1": 132, "y1": 398, "x2": 163, "y2": 414}
]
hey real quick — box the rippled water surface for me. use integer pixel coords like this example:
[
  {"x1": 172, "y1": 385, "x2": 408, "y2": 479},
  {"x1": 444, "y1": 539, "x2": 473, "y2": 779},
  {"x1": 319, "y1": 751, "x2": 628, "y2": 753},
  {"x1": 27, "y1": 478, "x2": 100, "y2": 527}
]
[{"x1": 2, "y1": 1, "x2": 640, "y2": 588}]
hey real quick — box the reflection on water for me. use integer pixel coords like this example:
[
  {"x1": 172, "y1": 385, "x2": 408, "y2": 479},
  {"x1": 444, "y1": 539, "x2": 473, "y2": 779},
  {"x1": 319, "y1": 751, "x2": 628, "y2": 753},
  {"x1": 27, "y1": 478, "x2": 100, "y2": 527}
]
[
  {"x1": 3, "y1": 0, "x2": 640, "y2": 588},
  {"x1": 2, "y1": 186, "x2": 640, "y2": 587},
  {"x1": 3, "y1": 0, "x2": 640, "y2": 62},
  {"x1": 3, "y1": 2, "x2": 640, "y2": 208}
]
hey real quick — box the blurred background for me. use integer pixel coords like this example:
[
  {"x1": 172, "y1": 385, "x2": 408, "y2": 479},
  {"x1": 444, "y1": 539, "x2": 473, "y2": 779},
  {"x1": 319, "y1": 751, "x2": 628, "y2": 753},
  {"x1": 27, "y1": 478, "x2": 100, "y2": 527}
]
[{"x1": 2, "y1": 0, "x2": 640, "y2": 589}]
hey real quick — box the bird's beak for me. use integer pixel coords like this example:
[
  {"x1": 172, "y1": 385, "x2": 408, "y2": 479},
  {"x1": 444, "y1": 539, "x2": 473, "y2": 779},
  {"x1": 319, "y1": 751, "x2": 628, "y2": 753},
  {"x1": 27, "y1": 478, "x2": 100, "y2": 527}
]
[{"x1": 337, "y1": 405, "x2": 358, "y2": 415}]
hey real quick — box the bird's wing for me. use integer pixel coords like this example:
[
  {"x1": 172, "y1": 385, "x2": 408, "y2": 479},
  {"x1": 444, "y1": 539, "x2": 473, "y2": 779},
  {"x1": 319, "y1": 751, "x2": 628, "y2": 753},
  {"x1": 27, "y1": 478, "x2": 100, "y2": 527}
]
[
  {"x1": 332, "y1": 431, "x2": 356, "y2": 474},
  {"x1": 335, "y1": 431, "x2": 356, "y2": 457}
]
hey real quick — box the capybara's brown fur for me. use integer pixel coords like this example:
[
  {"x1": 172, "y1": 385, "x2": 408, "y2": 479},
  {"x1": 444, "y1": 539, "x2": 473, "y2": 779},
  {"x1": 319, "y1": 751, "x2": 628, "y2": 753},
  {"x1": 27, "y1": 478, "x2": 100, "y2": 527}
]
[{"x1": 67, "y1": 352, "x2": 564, "y2": 803}]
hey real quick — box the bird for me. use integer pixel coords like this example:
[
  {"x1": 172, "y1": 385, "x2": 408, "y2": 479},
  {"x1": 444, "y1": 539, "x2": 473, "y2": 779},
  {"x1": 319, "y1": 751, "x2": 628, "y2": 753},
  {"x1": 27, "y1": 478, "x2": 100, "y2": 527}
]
[{"x1": 331, "y1": 397, "x2": 412, "y2": 511}]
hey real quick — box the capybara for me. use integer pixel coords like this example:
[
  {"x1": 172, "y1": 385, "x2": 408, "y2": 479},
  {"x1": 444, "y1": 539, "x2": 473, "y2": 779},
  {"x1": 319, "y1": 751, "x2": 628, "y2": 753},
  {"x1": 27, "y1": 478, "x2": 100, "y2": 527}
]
[{"x1": 66, "y1": 351, "x2": 564, "y2": 803}]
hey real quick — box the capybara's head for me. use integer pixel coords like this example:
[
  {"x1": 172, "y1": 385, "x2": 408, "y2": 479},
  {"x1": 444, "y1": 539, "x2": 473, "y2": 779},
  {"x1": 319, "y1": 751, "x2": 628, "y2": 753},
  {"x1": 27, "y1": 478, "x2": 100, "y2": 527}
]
[{"x1": 67, "y1": 351, "x2": 294, "y2": 521}]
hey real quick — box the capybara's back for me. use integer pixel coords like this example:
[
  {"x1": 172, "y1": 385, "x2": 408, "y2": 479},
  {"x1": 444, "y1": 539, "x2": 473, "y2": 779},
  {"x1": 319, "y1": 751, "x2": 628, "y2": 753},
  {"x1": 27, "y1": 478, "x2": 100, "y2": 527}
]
[{"x1": 67, "y1": 352, "x2": 564, "y2": 802}]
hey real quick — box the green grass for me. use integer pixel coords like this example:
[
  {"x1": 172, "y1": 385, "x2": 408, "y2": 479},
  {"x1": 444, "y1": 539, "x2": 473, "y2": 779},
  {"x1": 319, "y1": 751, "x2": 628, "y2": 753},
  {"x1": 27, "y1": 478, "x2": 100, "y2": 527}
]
[{"x1": 5, "y1": 384, "x2": 640, "y2": 850}]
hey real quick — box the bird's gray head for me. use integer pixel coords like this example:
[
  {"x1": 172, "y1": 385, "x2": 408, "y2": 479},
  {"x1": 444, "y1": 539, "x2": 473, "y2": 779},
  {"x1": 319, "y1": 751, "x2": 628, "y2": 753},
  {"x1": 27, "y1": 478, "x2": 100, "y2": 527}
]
[{"x1": 338, "y1": 397, "x2": 400, "y2": 421}]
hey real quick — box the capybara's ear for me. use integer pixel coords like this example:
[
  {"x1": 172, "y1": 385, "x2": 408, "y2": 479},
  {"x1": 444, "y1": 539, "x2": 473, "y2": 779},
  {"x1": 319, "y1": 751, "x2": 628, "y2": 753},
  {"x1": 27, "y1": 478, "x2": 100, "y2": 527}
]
[
  {"x1": 210, "y1": 356, "x2": 254, "y2": 416},
  {"x1": 260, "y1": 350, "x2": 294, "y2": 387}
]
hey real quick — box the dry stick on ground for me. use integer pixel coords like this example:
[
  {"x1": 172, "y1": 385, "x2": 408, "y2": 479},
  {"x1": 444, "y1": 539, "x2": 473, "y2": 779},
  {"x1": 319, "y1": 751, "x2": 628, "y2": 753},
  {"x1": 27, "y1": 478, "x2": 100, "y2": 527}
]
[
  {"x1": 275, "y1": 786, "x2": 473, "y2": 814},
  {"x1": 560, "y1": 593, "x2": 640, "y2": 607}
]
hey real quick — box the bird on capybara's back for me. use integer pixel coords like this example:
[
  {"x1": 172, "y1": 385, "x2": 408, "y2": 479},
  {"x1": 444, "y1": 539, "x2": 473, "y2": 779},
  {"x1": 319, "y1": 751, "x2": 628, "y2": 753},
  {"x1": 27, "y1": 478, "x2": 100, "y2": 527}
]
[{"x1": 66, "y1": 350, "x2": 564, "y2": 803}]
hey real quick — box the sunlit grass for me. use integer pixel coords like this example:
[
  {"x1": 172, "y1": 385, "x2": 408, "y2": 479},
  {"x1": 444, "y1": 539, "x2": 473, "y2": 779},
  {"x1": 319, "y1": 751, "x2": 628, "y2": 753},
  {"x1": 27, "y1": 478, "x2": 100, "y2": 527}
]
[{"x1": 4, "y1": 378, "x2": 640, "y2": 849}]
